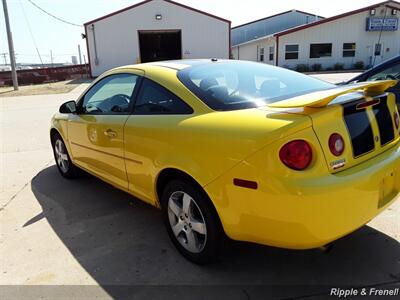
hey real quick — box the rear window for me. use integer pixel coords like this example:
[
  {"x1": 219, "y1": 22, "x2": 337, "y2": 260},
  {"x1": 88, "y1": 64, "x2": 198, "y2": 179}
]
[{"x1": 177, "y1": 61, "x2": 334, "y2": 111}]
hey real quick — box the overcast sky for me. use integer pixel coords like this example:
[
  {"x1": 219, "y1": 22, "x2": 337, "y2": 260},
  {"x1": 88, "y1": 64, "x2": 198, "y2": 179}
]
[{"x1": 0, "y1": 0, "x2": 385, "y2": 64}]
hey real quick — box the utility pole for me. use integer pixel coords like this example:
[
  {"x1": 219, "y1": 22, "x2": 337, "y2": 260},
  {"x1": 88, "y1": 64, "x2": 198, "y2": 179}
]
[
  {"x1": 83, "y1": 54, "x2": 88, "y2": 78},
  {"x1": 0, "y1": 52, "x2": 7, "y2": 65},
  {"x1": 78, "y1": 44, "x2": 82, "y2": 65},
  {"x1": 2, "y1": 0, "x2": 18, "y2": 90},
  {"x1": 50, "y1": 50, "x2": 53, "y2": 67}
]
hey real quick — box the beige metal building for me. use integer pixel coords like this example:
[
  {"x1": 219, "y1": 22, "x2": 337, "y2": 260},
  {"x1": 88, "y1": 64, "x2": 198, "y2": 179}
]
[
  {"x1": 232, "y1": 1, "x2": 400, "y2": 70},
  {"x1": 85, "y1": 0, "x2": 231, "y2": 77}
]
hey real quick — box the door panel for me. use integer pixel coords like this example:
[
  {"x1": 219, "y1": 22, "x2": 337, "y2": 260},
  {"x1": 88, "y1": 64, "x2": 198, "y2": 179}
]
[
  {"x1": 68, "y1": 115, "x2": 129, "y2": 189},
  {"x1": 67, "y1": 73, "x2": 141, "y2": 189}
]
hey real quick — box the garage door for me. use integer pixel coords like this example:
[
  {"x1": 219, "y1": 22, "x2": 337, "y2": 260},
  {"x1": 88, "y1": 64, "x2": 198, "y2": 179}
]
[{"x1": 138, "y1": 30, "x2": 182, "y2": 63}]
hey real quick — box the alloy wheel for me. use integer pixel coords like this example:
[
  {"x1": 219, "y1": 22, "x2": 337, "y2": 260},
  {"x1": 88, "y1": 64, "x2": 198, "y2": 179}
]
[
  {"x1": 167, "y1": 191, "x2": 207, "y2": 253},
  {"x1": 54, "y1": 139, "x2": 69, "y2": 173}
]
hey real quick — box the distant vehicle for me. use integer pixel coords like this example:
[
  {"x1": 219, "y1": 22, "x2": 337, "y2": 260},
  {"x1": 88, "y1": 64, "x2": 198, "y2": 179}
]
[{"x1": 346, "y1": 55, "x2": 400, "y2": 110}]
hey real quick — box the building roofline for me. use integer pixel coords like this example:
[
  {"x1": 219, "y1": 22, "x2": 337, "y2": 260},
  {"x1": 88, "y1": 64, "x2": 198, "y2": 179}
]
[
  {"x1": 84, "y1": 0, "x2": 231, "y2": 26},
  {"x1": 232, "y1": 9, "x2": 325, "y2": 30},
  {"x1": 275, "y1": 0, "x2": 400, "y2": 37},
  {"x1": 232, "y1": 34, "x2": 275, "y2": 47}
]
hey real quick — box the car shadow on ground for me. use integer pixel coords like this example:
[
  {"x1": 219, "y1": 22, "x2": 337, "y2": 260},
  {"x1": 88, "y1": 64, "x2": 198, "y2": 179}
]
[{"x1": 30, "y1": 166, "x2": 400, "y2": 299}]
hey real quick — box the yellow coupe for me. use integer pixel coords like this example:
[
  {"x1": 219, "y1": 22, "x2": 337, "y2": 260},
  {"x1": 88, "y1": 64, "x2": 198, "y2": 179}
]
[{"x1": 51, "y1": 60, "x2": 400, "y2": 264}]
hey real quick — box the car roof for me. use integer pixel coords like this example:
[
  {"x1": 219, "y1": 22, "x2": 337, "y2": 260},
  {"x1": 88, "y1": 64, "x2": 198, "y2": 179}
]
[{"x1": 113, "y1": 59, "x2": 231, "y2": 72}]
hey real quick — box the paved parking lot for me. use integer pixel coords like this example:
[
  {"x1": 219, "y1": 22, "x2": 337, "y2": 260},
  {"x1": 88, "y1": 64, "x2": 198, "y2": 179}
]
[
  {"x1": 308, "y1": 72, "x2": 362, "y2": 84},
  {"x1": 0, "y1": 73, "x2": 399, "y2": 299}
]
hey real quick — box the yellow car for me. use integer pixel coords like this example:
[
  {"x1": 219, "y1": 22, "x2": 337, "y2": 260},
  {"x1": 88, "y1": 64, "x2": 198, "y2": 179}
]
[{"x1": 51, "y1": 60, "x2": 400, "y2": 264}]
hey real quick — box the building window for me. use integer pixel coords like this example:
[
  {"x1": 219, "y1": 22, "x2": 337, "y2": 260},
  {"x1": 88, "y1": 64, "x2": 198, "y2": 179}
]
[
  {"x1": 375, "y1": 44, "x2": 382, "y2": 56},
  {"x1": 343, "y1": 43, "x2": 356, "y2": 57},
  {"x1": 370, "y1": 9, "x2": 376, "y2": 15},
  {"x1": 285, "y1": 45, "x2": 299, "y2": 60},
  {"x1": 392, "y1": 9, "x2": 397, "y2": 15},
  {"x1": 259, "y1": 47, "x2": 264, "y2": 62},
  {"x1": 310, "y1": 43, "x2": 332, "y2": 58},
  {"x1": 269, "y1": 46, "x2": 274, "y2": 61}
]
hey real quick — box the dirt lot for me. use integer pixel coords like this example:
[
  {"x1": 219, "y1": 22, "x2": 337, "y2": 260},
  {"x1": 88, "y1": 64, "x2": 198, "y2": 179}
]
[
  {"x1": 0, "y1": 75, "x2": 399, "y2": 299},
  {"x1": 0, "y1": 78, "x2": 92, "y2": 97}
]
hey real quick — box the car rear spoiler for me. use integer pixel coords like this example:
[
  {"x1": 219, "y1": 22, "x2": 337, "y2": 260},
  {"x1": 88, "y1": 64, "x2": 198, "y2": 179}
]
[{"x1": 268, "y1": 80, "x2": 398, "y2": 108}]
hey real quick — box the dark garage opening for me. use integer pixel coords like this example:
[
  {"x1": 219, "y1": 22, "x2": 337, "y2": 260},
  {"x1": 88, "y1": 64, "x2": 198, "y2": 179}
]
[{"x1": 138, "y1": 30, "x2": 182, "y2": 63}]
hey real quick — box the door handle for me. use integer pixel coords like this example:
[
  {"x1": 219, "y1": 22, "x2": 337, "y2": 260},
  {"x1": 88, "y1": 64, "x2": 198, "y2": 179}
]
[{"x1": 104, "y1": 129, "x2": 117, "y2": 138}]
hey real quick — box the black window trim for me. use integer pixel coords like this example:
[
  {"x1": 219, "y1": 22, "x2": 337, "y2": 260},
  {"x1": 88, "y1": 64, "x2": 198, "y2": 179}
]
[
  {"x1": 342, "y1": 42, "x2": 356, "y2": 57},
  {"x1": 285, "y1": 44, "x2": 299, "y2": 60},
  {"x1": 309, "y1": 43, "x2": 332, "y2": 59},
  {"x1": 269, "y1": 46, "x2": 274, "y2": 61},
  {"x1": 131, "y1": 77, "x2": 194, "y2": 115},
  {"x1": 76, "y1": 73, "x2": 143, "y2": 116}
]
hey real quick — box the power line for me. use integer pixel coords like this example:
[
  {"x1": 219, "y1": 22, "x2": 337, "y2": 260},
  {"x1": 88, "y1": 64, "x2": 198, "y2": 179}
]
[
  {"x1": 14, "y1": 53, "x2": 76, "y2": 57},
  {"x1": 19, "y1": 0, "x2": 44, "y2": 65},
  {"x1": 26, "y1": 0, "x2": 82, "y2": 27}
]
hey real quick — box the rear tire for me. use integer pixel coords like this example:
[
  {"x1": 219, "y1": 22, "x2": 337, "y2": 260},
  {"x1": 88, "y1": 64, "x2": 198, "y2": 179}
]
[
  {"x1": 52, "y1": 133, "x2": 78, "y2": 179},
  {"x1": 161, "y1": 179, "x2": 223, "y2": 264}
]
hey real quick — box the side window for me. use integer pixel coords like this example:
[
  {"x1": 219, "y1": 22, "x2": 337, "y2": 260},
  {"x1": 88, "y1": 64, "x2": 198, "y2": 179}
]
[
  {"x1": 259, "y1": 47, "x2": 264, "y2": 62},
  {"x1": 310, "y1": 43, "x2": 332, "y2": 58},
  {"x1": 269, "y1": 46, "x2": 274, "y2": 61},
  {"x1": 81, "y1": 74, "x2": 138, "y2": 114},
  {"x1": 367, "y1": 63, "x2": 400, "y2": 81},
  {"x1": 343, "y1": 43, "x2": 356, "y2": 57},
  {"x1": 134, "y1": 79, "x2": 193, "y2": 114},
  {"x1": 285, "y1": 45, "x2": 299, "y2": 60}
]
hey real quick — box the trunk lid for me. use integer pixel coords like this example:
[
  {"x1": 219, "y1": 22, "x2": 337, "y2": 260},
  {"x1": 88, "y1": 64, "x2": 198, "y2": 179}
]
[{"x1": 267, "y1": 80, "x2": 400, "y2": 173}]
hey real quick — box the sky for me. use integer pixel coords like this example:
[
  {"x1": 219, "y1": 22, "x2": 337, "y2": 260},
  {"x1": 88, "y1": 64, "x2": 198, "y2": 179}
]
[{"x1": 0, "y1": 0, "x2": 387, "y2": 64}]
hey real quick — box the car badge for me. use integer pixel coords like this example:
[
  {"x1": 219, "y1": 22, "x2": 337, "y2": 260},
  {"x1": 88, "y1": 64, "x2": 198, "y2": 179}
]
[{"x1": 330, "y1": 158, "x2": 346, "y2": 170}]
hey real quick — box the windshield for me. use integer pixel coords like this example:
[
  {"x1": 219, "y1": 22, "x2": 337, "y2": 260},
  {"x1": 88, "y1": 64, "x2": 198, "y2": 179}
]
[{"x1": 177, "y1": 61, "x2": 335, "y2": 111}]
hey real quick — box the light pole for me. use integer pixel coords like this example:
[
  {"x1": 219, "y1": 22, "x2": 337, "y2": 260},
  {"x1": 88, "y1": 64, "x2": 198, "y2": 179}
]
[{"x1": 2, "y1": 0, "x2": 18, "y2": 90}]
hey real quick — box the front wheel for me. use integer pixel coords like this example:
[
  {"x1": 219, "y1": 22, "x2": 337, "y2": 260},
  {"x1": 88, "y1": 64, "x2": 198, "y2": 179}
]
[
  {"x1": 52, "y1": 133, "x2": 78, "y2": 179},
  {"x1": 161, "y1": 180, "x2": 223, "y2": 264}
]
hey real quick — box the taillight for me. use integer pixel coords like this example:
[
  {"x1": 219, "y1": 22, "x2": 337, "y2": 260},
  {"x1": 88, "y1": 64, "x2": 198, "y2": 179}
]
[
  {"x1": 279, "y1": 140, "x2": 312, "y2": 171},
  {"x1": 394, "y1": 112, "x2": 399, "y2": 130},
  {"x1": 329, "y1": 133, "x2": 345, "y2": 156}
]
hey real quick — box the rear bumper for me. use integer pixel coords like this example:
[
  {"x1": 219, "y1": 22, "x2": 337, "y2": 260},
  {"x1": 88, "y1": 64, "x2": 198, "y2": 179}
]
[{"x1": 205, "y1": 143, "x2": 400, "y2": 249}]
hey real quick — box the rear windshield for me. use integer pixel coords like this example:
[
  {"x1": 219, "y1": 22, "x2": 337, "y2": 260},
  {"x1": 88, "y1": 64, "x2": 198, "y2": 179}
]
[{"x1": 177, "y1": 61, "x2": 334, "y2": 111}]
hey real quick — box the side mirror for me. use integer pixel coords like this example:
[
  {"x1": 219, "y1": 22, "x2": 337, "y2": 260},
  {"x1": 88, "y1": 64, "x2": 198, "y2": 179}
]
[{"x1": 59, "y1": 100, "x2": 77, "y2": 114}]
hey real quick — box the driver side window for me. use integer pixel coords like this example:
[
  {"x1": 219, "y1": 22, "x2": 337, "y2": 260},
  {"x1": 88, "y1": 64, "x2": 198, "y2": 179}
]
[{"x1": 81, "y1": 73, "x2": 138, "y2": 114}]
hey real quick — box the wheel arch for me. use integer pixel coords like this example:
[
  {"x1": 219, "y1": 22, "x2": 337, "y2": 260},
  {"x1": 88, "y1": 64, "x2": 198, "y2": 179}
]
[
  {"x1": 49, "y1": 125, "x2": 73, "y2": 163},
  {"x1": 156, "y1": 168, "x2": 201, "y2": 205},
  {"x1": 155, "y1": 168, "x2": 222, "y2": 228},
  {"x1": 50, "y1": 127, "x2": 60, "y2": 144}
]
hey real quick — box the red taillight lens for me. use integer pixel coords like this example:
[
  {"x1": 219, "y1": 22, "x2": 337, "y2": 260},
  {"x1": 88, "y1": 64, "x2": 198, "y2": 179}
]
[
  {"x1": 279, "y1": 140, "x2": 312, "y2": 170},
  {"x1": 394, "y1": 112, "x2": 399, "y2": 130},
  {"x1": 329, "y1": 133, "x2": 345, "y2": 156}
]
